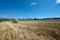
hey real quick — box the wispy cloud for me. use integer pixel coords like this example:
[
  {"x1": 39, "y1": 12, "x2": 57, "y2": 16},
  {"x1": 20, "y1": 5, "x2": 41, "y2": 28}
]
[
  {"x1": 0, "y1": 15, "x2": 9, "y2": 18},
  {"x1": 56, "y1": 0, "x2": 60, "y2": 4},
  {"x1": 30, "y1": 2, "x2": 37, "y2": 6}
]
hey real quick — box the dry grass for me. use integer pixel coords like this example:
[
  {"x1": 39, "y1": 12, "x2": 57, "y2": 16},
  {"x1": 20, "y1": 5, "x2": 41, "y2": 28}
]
[{"x1": 0, "y1": 20, "x2": 60, "y2": 40}]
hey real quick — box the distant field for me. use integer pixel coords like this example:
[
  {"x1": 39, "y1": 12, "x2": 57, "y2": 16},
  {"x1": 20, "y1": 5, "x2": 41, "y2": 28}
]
[
  {"x1": 0, "y1": 19, "x2": 60, "y2": 40},
  {"x1": 0, "y1": 18, "x2": 9, "y2": 22}
]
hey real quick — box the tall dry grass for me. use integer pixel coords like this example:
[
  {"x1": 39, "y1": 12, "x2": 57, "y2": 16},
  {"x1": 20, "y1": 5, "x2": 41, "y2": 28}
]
[{"x1": 0, "y1": 20, "x2": 60, "y2": 40}]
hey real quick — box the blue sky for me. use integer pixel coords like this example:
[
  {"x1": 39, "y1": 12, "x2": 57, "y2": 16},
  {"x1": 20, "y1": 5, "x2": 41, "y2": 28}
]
[{"x1": 0, "y1": 0, "x2": 60, "y2": 18}]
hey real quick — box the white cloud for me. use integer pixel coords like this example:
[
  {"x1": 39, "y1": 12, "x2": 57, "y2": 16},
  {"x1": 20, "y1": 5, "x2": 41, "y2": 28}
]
[
  {"x1": 30, "y1": 2, "x2": 37, "y2": 6},
  {"x1": 56, "y1": 0, "x2": 60, "y2": 4}
]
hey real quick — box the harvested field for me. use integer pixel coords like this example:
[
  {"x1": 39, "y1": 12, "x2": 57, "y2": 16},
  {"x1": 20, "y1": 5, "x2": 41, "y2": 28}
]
[{"x1": 0, "y1": 20, "x2": 60, "y2": 40}]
